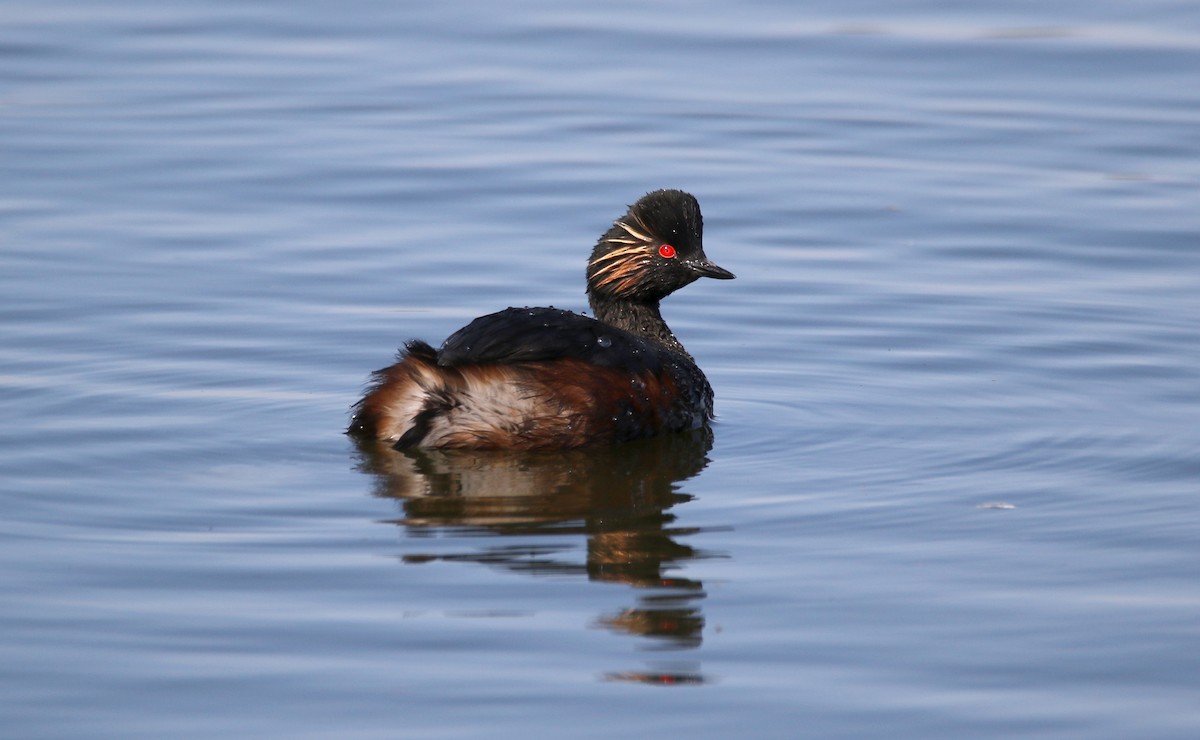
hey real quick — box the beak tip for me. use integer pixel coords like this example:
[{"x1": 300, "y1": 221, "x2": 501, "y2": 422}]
[{"x1": 688, "y1": 259, "x2": 736, "y2": 281}]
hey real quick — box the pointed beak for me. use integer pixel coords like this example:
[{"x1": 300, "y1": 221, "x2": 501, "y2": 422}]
[{"x1": 686, "y1": 258, "x2": 736, "y2": 280}]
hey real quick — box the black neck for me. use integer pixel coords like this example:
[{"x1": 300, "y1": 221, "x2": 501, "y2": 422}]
[{"x1": 588, "y1": 292, "x2": 693, "y2": 360}]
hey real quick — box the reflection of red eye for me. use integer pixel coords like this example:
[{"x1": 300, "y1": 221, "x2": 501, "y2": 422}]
[{"x1": 658, "y1": 244, "x2": 677, "y2": 259}]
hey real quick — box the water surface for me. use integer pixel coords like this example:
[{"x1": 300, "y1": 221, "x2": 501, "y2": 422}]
[{"x1": 2, "y1": 1, "x2": 1199, "y2": 738}]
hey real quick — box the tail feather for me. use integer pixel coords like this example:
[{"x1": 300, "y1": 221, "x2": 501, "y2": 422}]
[
  {"x1": 350, "y1": 340, "x2": 536, "y2": 448},
  {"x1": 348, "y1": 340, "x2": 444, "y2": 442}
]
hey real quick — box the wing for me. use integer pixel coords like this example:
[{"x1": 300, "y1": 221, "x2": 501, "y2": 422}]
[{"x1": 436, "y1": 307, "x2": 665, "y2": 371}]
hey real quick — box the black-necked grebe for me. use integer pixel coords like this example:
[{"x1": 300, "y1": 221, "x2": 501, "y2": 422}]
[{"x1": 348, "y1": 189, "x2": 735, "y2": 449}]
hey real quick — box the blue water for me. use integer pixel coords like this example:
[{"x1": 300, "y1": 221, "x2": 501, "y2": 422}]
[{"x1": 3, "y1": 1, "x2": 1199, "y2": 737}]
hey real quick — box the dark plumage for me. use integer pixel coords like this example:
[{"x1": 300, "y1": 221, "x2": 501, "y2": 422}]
[{"x1": 348, "y1": 189, "x2": 734, "y2": 449}]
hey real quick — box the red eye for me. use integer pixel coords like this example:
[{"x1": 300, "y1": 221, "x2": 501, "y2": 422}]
[{"x1": 658, "y1": 244, "x2": 677, "y2": 259}]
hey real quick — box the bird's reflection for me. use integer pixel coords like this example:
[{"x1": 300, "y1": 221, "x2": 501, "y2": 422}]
[{"x1": 352, "y1": 428, "x2": 721, "y2": 682}]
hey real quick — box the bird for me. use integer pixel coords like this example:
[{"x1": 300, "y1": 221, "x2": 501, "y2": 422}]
[{"x1": 347, "y1": 189, "x2": 735, "y2": 449}]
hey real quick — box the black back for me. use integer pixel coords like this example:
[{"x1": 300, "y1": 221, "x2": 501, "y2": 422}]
[{"x1": 437, "y1": 307, "x2": 673, "y2": 372}]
